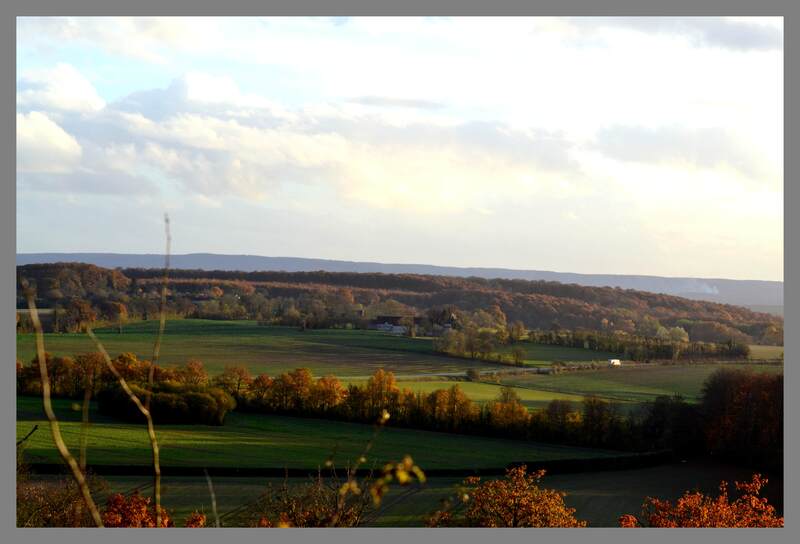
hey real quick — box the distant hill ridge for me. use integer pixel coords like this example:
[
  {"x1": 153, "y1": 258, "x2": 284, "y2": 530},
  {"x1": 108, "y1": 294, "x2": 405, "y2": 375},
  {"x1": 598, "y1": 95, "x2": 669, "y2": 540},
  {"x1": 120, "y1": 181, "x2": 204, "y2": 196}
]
[
  {"x1": 16, "y1": 252, "x2": 782, "y2": 311},
  {"x1": 16, "y1": 261, "x2": 782, "y2": 345}
]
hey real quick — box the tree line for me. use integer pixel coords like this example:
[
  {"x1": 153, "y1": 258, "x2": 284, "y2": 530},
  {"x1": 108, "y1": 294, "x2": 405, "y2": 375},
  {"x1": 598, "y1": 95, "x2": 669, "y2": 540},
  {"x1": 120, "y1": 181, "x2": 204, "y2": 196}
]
[
  {"x1": 17, "y1": 352, "x2": 783, "y2": 527},
  {"x1": 17, "y1": 350, "x2": 781, "y2": 470},
  {"x1": 17, "y1": 352, "x2": 235, "y2": 425},
  {"x1": 17, "y1": 263, "x2": 782, "y2": 345},
  {"x1": 430, "y1": 316, "x2": 752, "y2": 366},
  {"x1": 209, "y1": 364, "x2": 780, "y2": 470}
]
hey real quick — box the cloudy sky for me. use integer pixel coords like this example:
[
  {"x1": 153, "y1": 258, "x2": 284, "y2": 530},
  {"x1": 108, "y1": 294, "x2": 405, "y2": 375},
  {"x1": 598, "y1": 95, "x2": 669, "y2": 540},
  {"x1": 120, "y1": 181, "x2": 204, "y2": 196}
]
[{"x1": 16, "y1": 17, "x2": 783, "y2": 280}]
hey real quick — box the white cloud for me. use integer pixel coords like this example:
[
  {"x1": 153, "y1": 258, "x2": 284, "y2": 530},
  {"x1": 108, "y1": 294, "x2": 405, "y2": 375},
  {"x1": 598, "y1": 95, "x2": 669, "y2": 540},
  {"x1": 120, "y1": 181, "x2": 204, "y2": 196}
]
[
  {"x1": 14, "y1": 66, "x2": 779, "y2": 219},
  {"x1": 565, "y1": 17, "x2": 782, "y2": 50},
  {"x1": 17, "y1": 63, "x2": 105, "y2": 113},
  {"x1": 592, "y1": 125, "x2": 778, "y2": 184},
  {"x1": 14, "y1": 18, "x2": 783, "y2": 279},
  {"x1": 17, "y1": 111, "x2": 82, "y2": 173},
  {"x1": 17, "y1": 17, "x2": 225, "y2": 64},
  {"x1": 21, "y1": 74, "x2": 581, "y2": 212},
  {"x1": 190, "y1": 194, "x2": 223, "y2": 208}
]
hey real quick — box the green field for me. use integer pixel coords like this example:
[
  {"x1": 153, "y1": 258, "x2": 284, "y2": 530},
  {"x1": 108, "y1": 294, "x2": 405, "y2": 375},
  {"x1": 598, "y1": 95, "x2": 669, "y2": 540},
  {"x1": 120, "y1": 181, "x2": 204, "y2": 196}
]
[
  {"x1": 16, "y1": 320, "x2": 500, "y2": 377},
  {"x1": 749, "y1": 344, "x2": 783, "y2": 360},
  {"x1": 16, "y1": 319, "x2": 619, "y2": 377},
  {"x1": 16, "y1": 317, "x2": 785, "y2": 527},
  {"x1": 498, "y1": 362, "x2": 783, "y2": 404},
  {"x1": 498, "y1": 342, "x2": 620, "y2": 366},
  {"x1": 17, "y1": 397, "x2": 618, "y2": 471},
  {"x1": 347, "y1": 379, "x2": 588, "y2": 411},
  {"x1": 34, "y1": 459, "x2": 773, "y2": 527}
]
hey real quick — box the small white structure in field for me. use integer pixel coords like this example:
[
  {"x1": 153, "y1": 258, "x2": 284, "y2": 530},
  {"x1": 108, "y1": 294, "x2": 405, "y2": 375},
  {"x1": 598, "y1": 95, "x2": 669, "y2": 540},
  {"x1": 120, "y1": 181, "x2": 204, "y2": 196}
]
[
  {"x1": 608, "y1": 359, "x2": 621, "y2": 367},
  {"x1": 375, "y1": 322, "x2": 407, "y2": 335}
]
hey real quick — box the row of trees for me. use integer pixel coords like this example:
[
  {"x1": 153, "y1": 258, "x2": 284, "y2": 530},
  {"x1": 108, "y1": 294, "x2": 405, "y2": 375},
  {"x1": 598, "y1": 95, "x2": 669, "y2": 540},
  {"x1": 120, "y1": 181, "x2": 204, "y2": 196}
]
[
  {"x1": 119, "y1": 264, "x2": 777, "y2": 340},
  {"x1": 17, "y1": 351, "x2": 782, "y2": 468},
  {"x1": 16, "y1": 298, "x2": 129, "y2": 334},
  {"x1": 17, "y1": 353, "x2": 212, "y2": 399},
  {"x1": 432, "y1": 325, "x2": 751, "y2": 366},
  {"x1": 17, "y1": 350, "x2": 783, "y2": 528},
  {"x1": 213, "y1": 365, "x2": 781, "y2": 465},
  {"x1": 97, "y1": 382, "x2": 235, "y2": 425},
  {"x1": 525, "y1": 328, "x2": 752, "y2": 361},
  {"x1": 18, "y1": 263, "x2": 782, "y2": 344},
  {"x1": 16, "y1": 353, "x2": 233, "y2": 425}
]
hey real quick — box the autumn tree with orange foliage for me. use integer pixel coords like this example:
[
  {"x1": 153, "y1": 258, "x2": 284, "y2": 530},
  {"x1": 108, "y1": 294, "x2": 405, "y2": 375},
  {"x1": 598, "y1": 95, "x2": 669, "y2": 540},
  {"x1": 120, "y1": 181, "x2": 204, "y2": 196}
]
[
  {"x1": 180, "y1": 359, "x2": 209, "y2": 386},
  {"x1": 364, "y1": 368, "x2": 400, "y2": 419},
  {"x1": 184, "y1": 511, "x2": 208, "y2": 528},
  {"x1": 250, "y1": 373, "x2": 274, "y2": 401},
  {"x1": 425, "y1": 384, "x2": 475, "y2": 432},
  {"x1": 310, "y1": 375, "x2": 347, "y2": 411},
  {"x1": 427, "y1": 465, "x2": 586, "y2": 527},
  {"x1": 619, "y1": 474, "x2": 783, "y2": 528},
  {"x1": 213, "y1": 364, "x2": 253, "y2": 398},
  {"x1": 101, "y1": 492, "x2": 173, "y2": 527}
]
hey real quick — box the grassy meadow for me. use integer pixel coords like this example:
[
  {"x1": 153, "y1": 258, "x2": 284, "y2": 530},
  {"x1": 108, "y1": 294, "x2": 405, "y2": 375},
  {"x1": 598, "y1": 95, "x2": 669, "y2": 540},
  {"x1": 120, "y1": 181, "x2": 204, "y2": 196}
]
[
  {"x1": 748, "y1": 344, "x2": 784, "y2": 360},
  {"x1": 16, "y1": 317, "x2": 784, "y2": 528},
  {"x1": 497, "y1": 342, "x2": 620, "y2": 366},
  {"x1": 17, "y1": 397, "x2": 618, "y2": 471},
  {"x1": 16, "y1": 319, "x2": 621, "y2": 377},
  {"x1": 16, "y1": 318, "x2": 783, "y2": 412},
  {"x1": 16, "y1": 319, "x2": 489, "y2": 377},
  {"x1": 498, "y1": 362, "x2": 784, "y2": 404},
  {"x1": 348, "y1": 379, "x2": 589, "y2": 411}
]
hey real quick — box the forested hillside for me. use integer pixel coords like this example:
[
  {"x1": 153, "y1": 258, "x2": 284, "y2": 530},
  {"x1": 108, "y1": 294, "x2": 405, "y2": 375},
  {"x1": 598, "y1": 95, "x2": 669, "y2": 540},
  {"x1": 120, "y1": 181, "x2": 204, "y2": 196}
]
[{"x1": 16, "y1": 263, "x2": 782, "y2": 345}]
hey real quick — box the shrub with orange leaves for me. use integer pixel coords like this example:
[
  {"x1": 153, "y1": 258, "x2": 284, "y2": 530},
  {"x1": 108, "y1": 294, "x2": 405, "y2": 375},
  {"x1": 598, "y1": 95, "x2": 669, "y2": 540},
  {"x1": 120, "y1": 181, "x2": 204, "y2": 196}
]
[
  {"x1": 427, "y1": 465, "x2": 586, "y2": 527},
  {"x1": 619, "y1": 474, "x2": 783, "y2": 528},
  {"x1": 102, "y1": 491, "x2": 174, "y2": 527},
  {"x1": 184, "y1": 511, "x2": 207, "y2": 528}
]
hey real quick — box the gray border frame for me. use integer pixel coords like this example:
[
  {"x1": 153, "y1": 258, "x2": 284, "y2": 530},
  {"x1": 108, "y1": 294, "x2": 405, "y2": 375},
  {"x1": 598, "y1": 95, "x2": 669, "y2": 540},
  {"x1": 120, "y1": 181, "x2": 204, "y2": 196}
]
[{"x1": 2, "y1": 2, "x2": 794, "y2": 544}]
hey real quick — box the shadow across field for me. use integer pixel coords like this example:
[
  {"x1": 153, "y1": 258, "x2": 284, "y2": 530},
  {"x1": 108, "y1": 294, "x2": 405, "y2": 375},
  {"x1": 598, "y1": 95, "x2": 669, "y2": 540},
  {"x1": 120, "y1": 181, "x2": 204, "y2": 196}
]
[{"x1": 17, "y1": 396, "x2": 620, "y2": 473}]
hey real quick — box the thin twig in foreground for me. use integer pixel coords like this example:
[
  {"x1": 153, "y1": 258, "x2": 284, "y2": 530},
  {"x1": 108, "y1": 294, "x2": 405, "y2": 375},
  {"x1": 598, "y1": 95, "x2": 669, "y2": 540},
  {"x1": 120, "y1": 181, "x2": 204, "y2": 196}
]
[
  {"x1": 204, "y1": 468, "x2": 221, "y2": 527},
  {"x1": 16, "y1": 425, "x2": 39, "y2": 447},
  {"x1": 24, "y1": 288, "x2": 103, "y2": 527},
  {"x1": 79, "y1": 365, "x2": 94, "y2": 472},
  {"x1": 85, "y1": 327, "x2": 163, "y2": 526},
  {"x1": 144, "y1": 212, "x2": 170, "y2": 526},
  {"x1": 146, "y1": 213, "x2": 171, "y2": 412}
]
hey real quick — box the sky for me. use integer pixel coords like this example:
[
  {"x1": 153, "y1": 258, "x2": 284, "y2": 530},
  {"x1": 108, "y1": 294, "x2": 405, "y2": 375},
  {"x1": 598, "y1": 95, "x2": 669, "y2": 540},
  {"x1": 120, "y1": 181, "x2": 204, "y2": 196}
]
[{"x1": 16, "y1": 16, "x2": 783, "y2": 281}]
